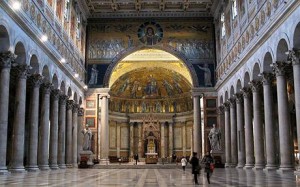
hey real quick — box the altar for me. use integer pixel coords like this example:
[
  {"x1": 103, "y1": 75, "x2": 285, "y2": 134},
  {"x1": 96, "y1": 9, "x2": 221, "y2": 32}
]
[{"x1": 145, "y1": 138, "x2": 158, "y2": 164}]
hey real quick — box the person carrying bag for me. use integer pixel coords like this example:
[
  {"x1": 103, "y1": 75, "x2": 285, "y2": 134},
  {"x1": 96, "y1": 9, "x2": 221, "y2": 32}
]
[{"x1": 201, "y1": 151, "x2": 214, "y2": 184}]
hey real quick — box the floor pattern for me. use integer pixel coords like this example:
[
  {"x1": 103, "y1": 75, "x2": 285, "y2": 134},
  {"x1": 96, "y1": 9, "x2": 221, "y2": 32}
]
[{"x1": 0, "y1": 167, "x2": 300, "y2": 186}]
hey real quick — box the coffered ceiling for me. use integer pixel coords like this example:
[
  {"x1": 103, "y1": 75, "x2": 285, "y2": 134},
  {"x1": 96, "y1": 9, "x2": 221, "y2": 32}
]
[{"x1": 83, "y1": 0, "x2": 216, "y2": 18}]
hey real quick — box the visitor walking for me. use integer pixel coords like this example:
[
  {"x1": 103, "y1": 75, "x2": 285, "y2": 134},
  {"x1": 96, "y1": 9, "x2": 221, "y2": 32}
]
[
  {"x1": 134, "y1": 154, "x2": 139, "y2": 165},
  {"x1": 190, "y1": 152, "x2": 200, "y2": 185},
  {"x1": 201, "y1": 151, "x2": 214, "y2": 184},
  {"x1": 181, "y1": 157, "x2": 187, "y2": 172}
]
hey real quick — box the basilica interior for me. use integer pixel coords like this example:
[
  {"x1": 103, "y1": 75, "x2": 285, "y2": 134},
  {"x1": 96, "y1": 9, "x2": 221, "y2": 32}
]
[{"x1": 1, "y1": 0, "x2": 300, "y2": 186}]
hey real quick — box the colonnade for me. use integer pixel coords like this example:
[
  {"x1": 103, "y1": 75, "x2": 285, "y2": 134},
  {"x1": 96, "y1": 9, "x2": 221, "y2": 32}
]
[
  {"x1": 0, "y1": 51, "x2": 84, "y2": 173},
  {"x1": 220, "y1": 52, "x2": 300, "y2": 172}
]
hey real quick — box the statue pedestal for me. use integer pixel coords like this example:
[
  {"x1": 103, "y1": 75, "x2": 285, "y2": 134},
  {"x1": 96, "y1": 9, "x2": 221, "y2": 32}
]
[
  {"x1": 210, "y1": 150, "x2": 225, "y2": 168},
  {"x1": 79, "y1": 151, "x2": 94, "y2": 168}
]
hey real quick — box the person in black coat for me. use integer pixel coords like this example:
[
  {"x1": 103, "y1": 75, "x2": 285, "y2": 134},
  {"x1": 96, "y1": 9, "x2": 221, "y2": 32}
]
[
  {"x1": 201, "y1": 152, "x2": 214, "y2": 184},
  {"x1": 190, "y1": 152, "x2": 200, "y2": 185},
  {"x1": 134, "y1": 154, "x2": 139, "y2": 165}
]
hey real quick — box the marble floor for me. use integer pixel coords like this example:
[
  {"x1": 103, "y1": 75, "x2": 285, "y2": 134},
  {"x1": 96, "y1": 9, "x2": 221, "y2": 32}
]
[{"x1": 0, "y1": 167, "x2": 300, "y2": 187}]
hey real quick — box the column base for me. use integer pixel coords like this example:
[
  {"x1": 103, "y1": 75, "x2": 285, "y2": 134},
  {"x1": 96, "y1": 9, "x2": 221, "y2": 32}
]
[
  {"x1": 225, "y1": 163, "x2": 231, "y2": 168},
  {"x1": 100, "y1": 158, "x2": 110, "y2": 165},
  {"x1": 0, "y1": 167, "x2": 10, "y2": 175},
  {"x1": 277, "y1": 166, "x2": 295, "y2": 174},
  {"x1": 72, "y1": 163, "x2": 78, "y2": 168},
  {"x1": 294, "y1": 169, "x2": 300, "y2": 176},
  {"x1": 38, "y1": 165, "x2": 50, "y2": 170},
  {"x1": 253, "y1": 164, "x2": 265, "y2": 170},
  {"x1": 9, "y1": 167, "x2": 27, "y2": 173},
  {"x1": 263, "y1": 165, "x2": 278, "y2": 172},
  {"x1": 236, "y1": 164, "x2": 245, "y2": 168},
  {"x1": 50, "y1": 164, "x2": 60, "y2": 170},
  {"x1": 243, "y1": 164, "x2": 254, "y2": 169},
  {"x1": 26, "y1": 165, "x2": 39, "y2": 172},
  {"x1": 66, "y1": 164, "x2": 73, "y2": 168},
  {"x1": 58, "y1": 164, "x2": 66, "y2": 169},
  {"x1": 230, "y1": 164, "x2": 237, "y2": 168}
]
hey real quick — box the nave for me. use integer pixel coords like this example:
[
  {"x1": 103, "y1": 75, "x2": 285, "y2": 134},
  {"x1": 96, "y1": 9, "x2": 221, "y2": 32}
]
[{"x1": 0, "y1": 167, "x2": 299, "y2": 187}]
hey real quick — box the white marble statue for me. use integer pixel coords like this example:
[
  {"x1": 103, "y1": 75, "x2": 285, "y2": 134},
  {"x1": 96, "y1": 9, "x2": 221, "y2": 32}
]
[
  {"x1": 208, "y1": 124, "x2": 221, "y2": 151},
  {"x1": 82, "y1": 126, "x2": 92, "y2": 151}
]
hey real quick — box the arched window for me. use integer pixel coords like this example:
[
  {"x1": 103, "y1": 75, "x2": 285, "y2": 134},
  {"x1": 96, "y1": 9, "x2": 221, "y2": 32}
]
[
  {"x1": 221, "y1": 13, "x2": 225, "y2": 38},
  {"x1": 232, "y1": 0, "x2": 238, "y2": 19},
  {"x1": 76, "y1": 12, "x2": 81, "y2": 39},
  {"x1": 64, "y1": 0, "x2": 70, "y2": 21}
]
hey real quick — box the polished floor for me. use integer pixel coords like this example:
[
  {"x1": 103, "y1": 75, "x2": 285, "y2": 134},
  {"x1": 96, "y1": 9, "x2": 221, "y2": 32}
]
[{"x1": 0, "y1": 166, "x2": 300, "y2": 187}]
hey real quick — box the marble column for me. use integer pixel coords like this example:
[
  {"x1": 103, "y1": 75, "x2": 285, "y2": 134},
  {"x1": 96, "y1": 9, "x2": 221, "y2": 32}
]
[
  {"x1": 272, "y1": 61, "x2": 294, "y2": 171},
  {"x1": 72, "y1": 104, "x2": 79, "y2": 167},
  {"x1": 288, "y1": 50, "x2": 300, "y2": 173},
  {"x1": 241, "y1": 87, "x2": 254, "y2": 169},
  {"x1": 249, "y1": 80, "x2": 265, "y2": 170},
  {"x1": 182, "y1": 124, "x2": 187, "y2": 156},
  {"x1": 99, "y1": 89, "x2": 110, "y2": 162},
  {"x1": 224, "y1": 102, "x2": 231, "y2": 167},
  {"x1": 77, "y1": 108, "x2": 84, "y2": 162},
  {"x1": 38, "y1": 83, "x2": 52, "y2": 170},
  {"x1": 229, "y1": 98, "x2": 237, "y2": 167},
  {"x1": 168, "y1": 122, "x2": 174, "y2": 157},
  {"x1": 138, "y1": 123, "x2": 143, "y2": 158},
  {"x1": 26, "y1": 74, "x2": 43, "y2": 171},
  {"x1": 217, "y1": 106, "x2": 225, "y2": 163},
  {"x1": 193, "y1": 94, "x2": 202, "y2": 157},
  {"x1": 0, "y1": 52, "x2": 15, "y2": 173},
  {"x1": 49, "y1": 89, "x2": 60, "y2": 169},
  {"x1": 261, "y1": 72, "x2": 277, "y2": 170},
  {"x1": 161, "y1": 122, "x2": 165, "y2": 158},
  {"x1": 129, "y1": 123, "x2": 134, "y2": 158},
  {"x1": 66, "y1": 100, "x2": 73, "y2": 167},
  {"x1": 117, "y1": 122, "x2": 121, "y2": 158},
  {"x1": 9, "y1": 64, "x2": 30, "y2": 172},
  {"x1": 235, "y1": 93, "x2": 245, "y2": 168},
  {"x1": 58, "y1": 95, "x2": 68, "y2": 169}
]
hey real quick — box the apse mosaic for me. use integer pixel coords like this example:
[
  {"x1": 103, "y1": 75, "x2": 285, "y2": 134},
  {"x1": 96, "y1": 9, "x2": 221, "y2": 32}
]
[
  {"x1": 110, "y1": 67, "x2": 191, "y2": 99},
  {"x1": 109, "y1": 67, "x2": 193, "y2": 113},
  {"x1": 87, "y1": 18, "x2": 215, "y2": 88}
]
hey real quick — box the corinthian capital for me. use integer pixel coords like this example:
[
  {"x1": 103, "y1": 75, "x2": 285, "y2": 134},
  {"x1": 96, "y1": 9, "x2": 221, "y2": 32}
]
[
  {"x1": 260, "y1": 72, "x2": 274, "y2": 85},
  {"x1": 67, "y1": 100, "x2": 74, "y2": 110},
  {"x1": 14, "y1": 64, "x2": 31, "y2": 79},
  {"x1": 286, "y1": 49, "x2": 300, "y2": 65},
  {"x1": 51, "y1": 89, "x2": 61, "y2": 100},
  {"x1": 272, "y1": 61, "x2": 288, "y2": 77},
  {"x1": 78, "y1": 108, "x2": 84, "y2": 116},
  {"x1": 241, "y1": 87, "x2": 252, "y2": 98},
  {"x1": 249, "y1": 80, "x2": 262, "y2": 93},
  {"x1": 228, "y1": 98, "x2": 236, "y2": 107},
  {"x1": 235, "y1": 93, "x2": 243, "y2": 104},
  {"x1": 73, "y1": 104, "x2": 79, "y2": 113},
  {"x1": 0, "y1": 51, "x2": 16, "y2": 69},
  {"x1": 59, "y1": 95, "x2": 69, "y2": 105},
  {"x1": 223, "y1": 102, "x2": 230, "y2": 111},
  {"x1": 29, "y1": 73, "x2": 43, "y2": 88},
  {"x1": 42, "y1": 82, "x2": 53, "y2": 94},
  {"x1": 217, "y1": 106, "x2": 224, "y2": 115}
]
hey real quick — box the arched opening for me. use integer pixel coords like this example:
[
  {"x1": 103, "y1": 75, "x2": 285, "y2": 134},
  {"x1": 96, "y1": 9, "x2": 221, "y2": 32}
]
[
  {"x1": 14, "y1": 42, "x2": 26, "y2": 65},
  {"x1": 109, "y1": 49, "x2": 193, "y2": 114},
  {"x1": 52, "y1": 74, "x2": 58, "y2": 89},
  {"x1": 0, "y1": 25, "x2": 10, "y2": 52}
]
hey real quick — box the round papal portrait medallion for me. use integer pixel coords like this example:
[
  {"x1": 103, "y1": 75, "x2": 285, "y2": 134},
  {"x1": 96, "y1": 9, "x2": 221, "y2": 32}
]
[{"x1": 138, "y1": 21, "x2": 163, "y2": 46}]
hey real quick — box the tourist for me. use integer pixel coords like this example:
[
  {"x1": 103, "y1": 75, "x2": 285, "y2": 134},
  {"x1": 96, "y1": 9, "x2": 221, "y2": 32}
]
[
  {"x1": 181, "y1": 157, "x2": 187, "y2": 172},
  {"x1": 190, "y1": 152, "x2": 200, "y2": 185},
  {"x1": 134, "y1": 154, "x2": 139, "y2": 165},
  {"x1": 201, "y1": 151, "x2": 214, "y2": 184}
]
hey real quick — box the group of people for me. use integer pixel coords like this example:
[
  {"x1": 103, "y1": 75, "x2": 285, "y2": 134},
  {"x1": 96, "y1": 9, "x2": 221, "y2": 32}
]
[{"x1": 181, "y1": 151, "x2": 215, "y2": 185}]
